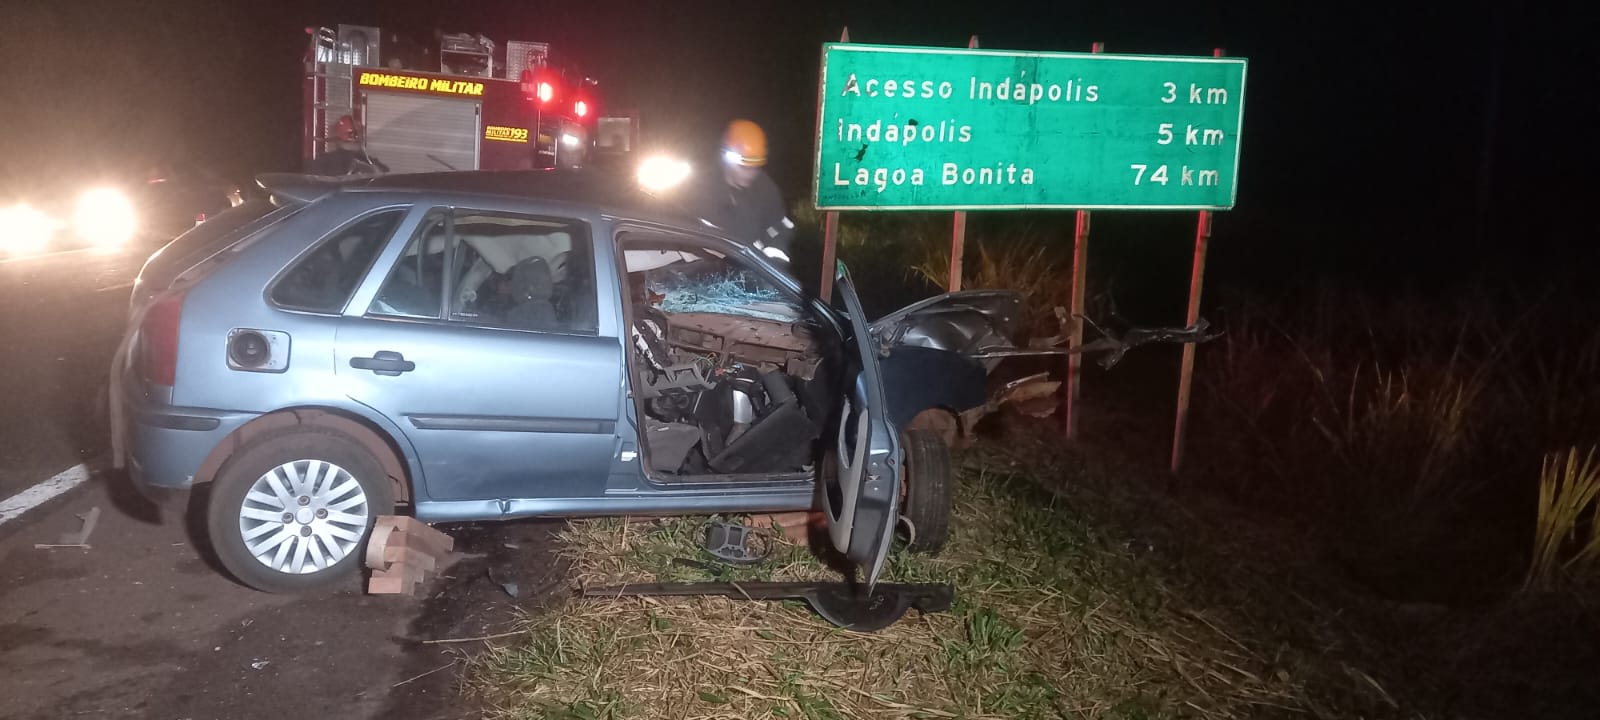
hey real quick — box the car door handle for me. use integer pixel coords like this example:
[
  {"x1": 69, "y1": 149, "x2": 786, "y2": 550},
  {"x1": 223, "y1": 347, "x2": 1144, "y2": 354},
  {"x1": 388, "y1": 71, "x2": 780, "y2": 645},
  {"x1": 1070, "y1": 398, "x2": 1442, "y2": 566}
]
[{"x1": 350, "y1": 351, "x2": 415, "y2": 376}]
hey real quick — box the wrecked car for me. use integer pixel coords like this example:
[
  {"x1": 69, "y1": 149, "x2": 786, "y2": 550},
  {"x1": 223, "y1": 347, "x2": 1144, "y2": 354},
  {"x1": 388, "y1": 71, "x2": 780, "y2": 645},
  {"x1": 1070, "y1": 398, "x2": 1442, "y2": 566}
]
[{"x1": 109, "y1": 169, "x2": 1032, "y2": 594}]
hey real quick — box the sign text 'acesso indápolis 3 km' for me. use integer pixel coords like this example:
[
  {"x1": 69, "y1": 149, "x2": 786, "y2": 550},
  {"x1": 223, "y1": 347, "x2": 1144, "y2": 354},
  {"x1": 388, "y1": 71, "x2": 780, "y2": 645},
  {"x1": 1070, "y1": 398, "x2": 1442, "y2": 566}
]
[{"x1": 813, "y1": 44, "x2": 1248, "y2": 211}]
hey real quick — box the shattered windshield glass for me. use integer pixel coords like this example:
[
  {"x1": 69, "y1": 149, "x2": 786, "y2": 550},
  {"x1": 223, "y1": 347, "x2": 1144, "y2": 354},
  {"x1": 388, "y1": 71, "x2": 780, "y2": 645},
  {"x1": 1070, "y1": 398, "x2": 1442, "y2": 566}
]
[{"x1": 633, "y1": 253, "x2": 803, "y2": 323}]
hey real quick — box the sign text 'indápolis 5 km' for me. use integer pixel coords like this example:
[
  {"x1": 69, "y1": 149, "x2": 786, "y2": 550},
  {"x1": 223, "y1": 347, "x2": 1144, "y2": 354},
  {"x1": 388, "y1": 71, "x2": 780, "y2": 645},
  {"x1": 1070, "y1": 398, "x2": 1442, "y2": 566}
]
[{"x1": 813, "y1": 43, "x2": 1248, "y2": 211}]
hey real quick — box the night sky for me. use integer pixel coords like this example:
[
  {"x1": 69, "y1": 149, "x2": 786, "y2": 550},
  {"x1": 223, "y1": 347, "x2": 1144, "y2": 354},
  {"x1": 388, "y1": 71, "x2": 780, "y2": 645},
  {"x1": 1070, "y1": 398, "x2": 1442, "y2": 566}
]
[{"x1": 1, "y1": 0, "x2": 1592, "y2": 295}]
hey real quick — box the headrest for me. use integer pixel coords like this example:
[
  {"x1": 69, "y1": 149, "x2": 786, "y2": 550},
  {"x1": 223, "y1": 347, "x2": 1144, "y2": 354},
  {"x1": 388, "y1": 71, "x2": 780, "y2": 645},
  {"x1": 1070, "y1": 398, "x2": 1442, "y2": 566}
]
[{"x1": 510, "y1": 257, "x2": 554, "y2": 301}]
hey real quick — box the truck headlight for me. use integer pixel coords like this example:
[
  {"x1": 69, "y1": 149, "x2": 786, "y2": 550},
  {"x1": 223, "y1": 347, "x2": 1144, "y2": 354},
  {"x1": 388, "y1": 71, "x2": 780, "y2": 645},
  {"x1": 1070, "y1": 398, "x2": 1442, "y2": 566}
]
[
  {"x1": 0, "y1": 203, "x2": 59, "y2": 256},
  {"x1": 637, "y1": 156, "x2": 691, "y2": 193},
  {"x1": 74, "y1": 187, "x2": 137, "y2": 248}
]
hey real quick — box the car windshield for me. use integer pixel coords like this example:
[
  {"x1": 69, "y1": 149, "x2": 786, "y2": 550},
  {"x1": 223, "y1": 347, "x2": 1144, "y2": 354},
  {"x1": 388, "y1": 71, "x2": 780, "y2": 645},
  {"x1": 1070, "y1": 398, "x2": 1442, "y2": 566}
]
[{"x1": 624, "y1": 249, "x2": 803, "y2": 323}]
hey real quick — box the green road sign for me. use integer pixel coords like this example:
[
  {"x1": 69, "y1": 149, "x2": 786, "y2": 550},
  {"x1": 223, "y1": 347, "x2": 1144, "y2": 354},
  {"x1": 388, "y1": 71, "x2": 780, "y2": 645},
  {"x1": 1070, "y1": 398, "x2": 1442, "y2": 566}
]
[{"x1": 813, "y1": 43, "x2": 1247, "y2": 211}]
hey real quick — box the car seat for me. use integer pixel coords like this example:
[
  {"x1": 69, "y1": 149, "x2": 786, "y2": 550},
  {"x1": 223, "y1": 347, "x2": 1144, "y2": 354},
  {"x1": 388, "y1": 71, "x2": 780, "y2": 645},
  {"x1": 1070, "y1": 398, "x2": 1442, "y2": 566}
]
[
  {"x1": 550, "y1": 250, "x2": 598, "y2": 332},
  {"x1": 505, "y1": 257, "x2": 558, "y2": 331}
]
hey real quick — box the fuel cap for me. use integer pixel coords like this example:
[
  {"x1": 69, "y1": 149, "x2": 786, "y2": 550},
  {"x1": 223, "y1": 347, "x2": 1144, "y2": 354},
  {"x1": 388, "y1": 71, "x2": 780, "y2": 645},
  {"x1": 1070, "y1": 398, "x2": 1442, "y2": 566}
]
[{"x1": 228, "y1": 330, "x2": 271, "y2": 368}]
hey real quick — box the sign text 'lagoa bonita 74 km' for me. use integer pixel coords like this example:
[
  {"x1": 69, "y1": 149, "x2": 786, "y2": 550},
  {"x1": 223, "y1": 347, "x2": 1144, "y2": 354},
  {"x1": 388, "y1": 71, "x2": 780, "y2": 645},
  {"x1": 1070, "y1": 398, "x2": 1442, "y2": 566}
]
[{"x1": 813, "y1": 43, "x2": 1248, "y2": 211}]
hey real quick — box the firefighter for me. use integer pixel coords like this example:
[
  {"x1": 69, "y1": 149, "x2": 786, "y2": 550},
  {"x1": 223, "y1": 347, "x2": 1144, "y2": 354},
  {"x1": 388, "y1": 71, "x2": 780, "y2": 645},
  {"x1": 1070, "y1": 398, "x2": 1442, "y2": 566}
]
[
  {"x1": 693, "y1": 120, "x2": 795, "y2": 263},
  {"x1": 306, "y1": 115, "x2": 389, "y2": 176}
]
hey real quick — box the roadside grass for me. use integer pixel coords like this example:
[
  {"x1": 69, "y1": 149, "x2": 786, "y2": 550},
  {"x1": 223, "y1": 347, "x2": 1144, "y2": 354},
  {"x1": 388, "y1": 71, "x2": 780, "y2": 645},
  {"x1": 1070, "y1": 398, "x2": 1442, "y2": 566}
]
[
  {"x1": 1190, "y1": 286, "x2": 1600, "y2": 600},
  {"x1": 788, "y1": 203, "x2": 1085, "y2": 340},
  {"x1": 1526, "y1": 445, "x2": 1600, "y2": 591},
  {"x1": 469, "y1": 434, "x2": 1410, "y2": 719},
  {"x1": 911, "y1": 234, "x2": 1076, "y2": 339}
]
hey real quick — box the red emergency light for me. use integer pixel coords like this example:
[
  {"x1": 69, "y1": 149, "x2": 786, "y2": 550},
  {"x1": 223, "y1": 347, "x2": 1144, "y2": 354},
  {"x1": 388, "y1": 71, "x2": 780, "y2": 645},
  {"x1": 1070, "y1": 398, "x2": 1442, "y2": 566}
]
[
  {"x1": 520, "y1": 69, "x2": 560, "y2": 106},
  {"x1": 573, "y1": 99, "x2": 588, "y2": 118},
  {"x1": 518, "y1": 68, "x2": 563, "y2": 106}
]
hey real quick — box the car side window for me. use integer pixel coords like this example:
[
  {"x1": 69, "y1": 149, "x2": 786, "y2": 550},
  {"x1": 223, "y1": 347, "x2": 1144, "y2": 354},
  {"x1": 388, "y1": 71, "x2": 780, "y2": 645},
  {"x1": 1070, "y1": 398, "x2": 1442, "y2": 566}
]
[
  {"x1": 369, "y1": 210, "x2": 448, "y2": 319},
  {"x1": 270, "y1": 208, "x2": 405, "y2": 314},
  {"x1": 448, "y1": 211, "x2": 598, "y2": 334}
]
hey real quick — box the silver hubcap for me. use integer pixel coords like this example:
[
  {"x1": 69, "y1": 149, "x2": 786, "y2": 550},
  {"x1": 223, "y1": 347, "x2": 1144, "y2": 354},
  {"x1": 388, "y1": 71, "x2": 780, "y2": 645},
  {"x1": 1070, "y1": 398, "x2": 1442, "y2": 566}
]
[{"x1": 238, "y1": 459, "x2": 370, "y2": 574}]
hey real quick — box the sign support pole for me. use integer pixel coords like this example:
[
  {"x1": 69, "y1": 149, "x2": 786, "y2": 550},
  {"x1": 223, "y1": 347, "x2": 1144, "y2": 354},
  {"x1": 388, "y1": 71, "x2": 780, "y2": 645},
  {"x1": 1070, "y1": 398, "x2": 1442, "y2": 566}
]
[
  {"x1": 820, "y1": 210, "x2": 839, "y2": 302},
  {"x1": 1170, "y1": 47, "x2": 1225, "y2": 472},
  {"x1": 948, "y1": 35, "x2": 980, "y2": 292},
  {"x1": 1063, "y1": 40, "x2": 1103, "y2": 440},
  {"x1": 949, "y1": 211, "x2": 967, "y2": 291},
  {"x1": 819, "y1": 26, "x2": 850, "y2": 304}
]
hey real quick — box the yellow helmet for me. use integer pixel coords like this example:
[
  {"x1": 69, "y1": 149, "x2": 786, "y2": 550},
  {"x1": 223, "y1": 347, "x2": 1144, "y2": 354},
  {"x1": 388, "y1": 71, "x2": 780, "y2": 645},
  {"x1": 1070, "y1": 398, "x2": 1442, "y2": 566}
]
[{"x1": 722, "y1": 119, "x2": 768, "y2": 167}]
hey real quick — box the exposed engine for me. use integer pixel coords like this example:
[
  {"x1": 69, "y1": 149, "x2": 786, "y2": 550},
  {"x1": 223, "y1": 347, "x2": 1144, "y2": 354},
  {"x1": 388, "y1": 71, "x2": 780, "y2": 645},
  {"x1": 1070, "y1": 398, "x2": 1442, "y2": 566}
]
[{"x1": 632, "y1": 306, "x2": 831, "y2": 478}]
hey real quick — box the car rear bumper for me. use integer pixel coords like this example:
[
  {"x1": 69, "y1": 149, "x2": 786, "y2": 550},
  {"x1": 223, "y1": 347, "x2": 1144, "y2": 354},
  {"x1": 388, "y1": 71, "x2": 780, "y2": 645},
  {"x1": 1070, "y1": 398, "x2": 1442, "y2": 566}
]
[{"x1": 120, "y1": 395, "x2": 256, "y2": 502}]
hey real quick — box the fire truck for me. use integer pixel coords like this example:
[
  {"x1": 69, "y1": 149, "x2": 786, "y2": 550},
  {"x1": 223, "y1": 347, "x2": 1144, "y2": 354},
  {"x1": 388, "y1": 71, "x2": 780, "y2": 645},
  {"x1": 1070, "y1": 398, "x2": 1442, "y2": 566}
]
[{"x1": 303, "y1": 25, "x2": 637, "y2": 175}]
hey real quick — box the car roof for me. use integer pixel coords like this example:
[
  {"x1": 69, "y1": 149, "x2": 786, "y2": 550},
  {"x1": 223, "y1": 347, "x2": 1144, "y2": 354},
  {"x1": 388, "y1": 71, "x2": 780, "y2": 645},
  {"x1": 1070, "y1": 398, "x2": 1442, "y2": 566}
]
[{"x1": 256, "y1": 168, "x2": 702, "y2": 228}]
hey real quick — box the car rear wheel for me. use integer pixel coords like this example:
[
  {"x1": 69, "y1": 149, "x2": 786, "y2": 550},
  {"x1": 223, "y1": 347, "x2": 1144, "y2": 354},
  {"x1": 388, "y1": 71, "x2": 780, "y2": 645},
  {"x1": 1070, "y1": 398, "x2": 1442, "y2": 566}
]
[
  {"x1": 901, "y1": 429, "x2": 953, "y2": 554},
  {"x1": 207, "y1": 428, "x2": 394, "y2": 593}
]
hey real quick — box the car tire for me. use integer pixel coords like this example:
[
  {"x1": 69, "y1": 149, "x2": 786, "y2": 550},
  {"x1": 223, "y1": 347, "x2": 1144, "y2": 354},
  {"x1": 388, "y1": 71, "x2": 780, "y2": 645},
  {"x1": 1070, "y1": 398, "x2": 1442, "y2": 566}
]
[
  {"x1": 207, "y1": 427, "x2": 394, "y2": 593},
  {"x1": 901, "y1": 429, "x2": 953, "y2": 554}
]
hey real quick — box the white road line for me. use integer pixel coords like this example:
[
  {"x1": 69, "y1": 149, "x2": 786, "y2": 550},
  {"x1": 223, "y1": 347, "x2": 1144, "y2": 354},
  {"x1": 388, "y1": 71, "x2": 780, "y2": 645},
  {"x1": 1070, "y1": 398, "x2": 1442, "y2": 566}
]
[{"x1": 0, "y1": 464, "x2": 91, "y2": 526}]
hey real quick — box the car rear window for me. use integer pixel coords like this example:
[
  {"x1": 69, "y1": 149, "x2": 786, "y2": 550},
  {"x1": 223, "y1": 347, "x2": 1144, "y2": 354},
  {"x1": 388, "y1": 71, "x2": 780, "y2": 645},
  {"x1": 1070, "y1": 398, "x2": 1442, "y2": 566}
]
[{"x1": 270, "y1": 209, "x2": 407, "y2": 314}]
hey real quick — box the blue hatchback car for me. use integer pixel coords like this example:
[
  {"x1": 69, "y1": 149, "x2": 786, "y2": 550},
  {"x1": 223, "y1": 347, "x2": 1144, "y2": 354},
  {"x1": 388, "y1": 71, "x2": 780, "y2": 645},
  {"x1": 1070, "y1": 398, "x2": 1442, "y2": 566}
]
[{"x1": 110, "y1": 170, "x2": 1023, "y2": 593}]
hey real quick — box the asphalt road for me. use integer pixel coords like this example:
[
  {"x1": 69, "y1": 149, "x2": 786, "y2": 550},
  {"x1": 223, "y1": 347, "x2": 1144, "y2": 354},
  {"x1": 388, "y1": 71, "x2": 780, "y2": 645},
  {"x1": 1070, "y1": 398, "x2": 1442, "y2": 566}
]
[
  {"x1": 0, "y1": 247, "x2": 138, "y2": 501},
  {"x1": 0, "y1": 245, "x2": 560, "y2": 720}
]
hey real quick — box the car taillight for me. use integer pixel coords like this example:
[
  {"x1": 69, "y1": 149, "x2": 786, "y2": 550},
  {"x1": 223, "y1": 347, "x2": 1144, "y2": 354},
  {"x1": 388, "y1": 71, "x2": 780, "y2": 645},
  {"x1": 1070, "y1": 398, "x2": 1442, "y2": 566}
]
[{"x1": 140, "y1": 293, "x2": 184, "y2": 386}]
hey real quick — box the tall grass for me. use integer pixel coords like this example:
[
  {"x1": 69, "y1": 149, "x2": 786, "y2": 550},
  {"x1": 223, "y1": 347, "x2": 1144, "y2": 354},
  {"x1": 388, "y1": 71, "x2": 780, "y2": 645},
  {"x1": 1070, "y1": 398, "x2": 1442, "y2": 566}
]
[
  {"x1": 1192, "y1": 286, "x2": 1600, "y2": 600},
  {"x1": 1526, "y1": 446, "x2": 1600, "y2": 591},
  {"x1": 789, "y1": 204, "x2": 1087, "y2": 337},
  {"x1": 911, "y1": 235, "x2": 1076, "y2": 338}
]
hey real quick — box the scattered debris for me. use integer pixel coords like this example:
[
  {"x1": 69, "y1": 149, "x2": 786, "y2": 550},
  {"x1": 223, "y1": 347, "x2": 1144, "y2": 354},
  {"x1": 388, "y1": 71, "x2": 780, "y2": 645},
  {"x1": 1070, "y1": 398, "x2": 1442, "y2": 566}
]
[
  {"x1": 422, "y1": 629, "x2": 525, "y2": 645},
  {"x1": 989, "y1": 372, "x2": 1062, "y2": 418},
  {"x1": 60, "y1": 506, "x2": 100, "y2": 546},
  {"x1": 34, "y1": 506, "x2": 101, "y2": 550},
  {"x1": 366, "y1": 516, "x2": 456, "y2": 596},
  {"x1": 392, "y1": 661, "x2": 456, "y2": 688},
  {"x1": 702, "y1": 520, "x2": 767, "y2": 565},
  {"x1": 487, "y1": 567, "x2": 519, "y2": 598},
  {"x1": 250, "y1": 660, "x2": 270, "y2": 670}
]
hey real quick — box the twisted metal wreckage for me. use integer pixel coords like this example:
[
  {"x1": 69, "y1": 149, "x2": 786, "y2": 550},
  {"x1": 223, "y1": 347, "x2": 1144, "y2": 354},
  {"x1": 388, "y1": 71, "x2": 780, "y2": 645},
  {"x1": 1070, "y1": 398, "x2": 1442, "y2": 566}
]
[{"x1": 601, "y1": 282, "x2": 1220, "y2": 633}]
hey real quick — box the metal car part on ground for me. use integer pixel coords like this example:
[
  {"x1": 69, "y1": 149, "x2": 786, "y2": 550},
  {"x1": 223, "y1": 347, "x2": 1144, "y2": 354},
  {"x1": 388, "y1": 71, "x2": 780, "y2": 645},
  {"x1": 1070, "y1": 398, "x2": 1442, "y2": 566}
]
[{"x1": 581, "y1": 581, "x2": 955, "y2": 633}]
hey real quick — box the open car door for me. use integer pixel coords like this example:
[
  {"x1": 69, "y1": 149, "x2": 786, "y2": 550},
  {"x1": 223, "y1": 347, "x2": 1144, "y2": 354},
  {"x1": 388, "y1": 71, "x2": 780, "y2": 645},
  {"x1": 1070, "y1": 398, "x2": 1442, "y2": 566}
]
[{"x1": 821, "y1": 261, "x2": 903, "y2": 590}]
